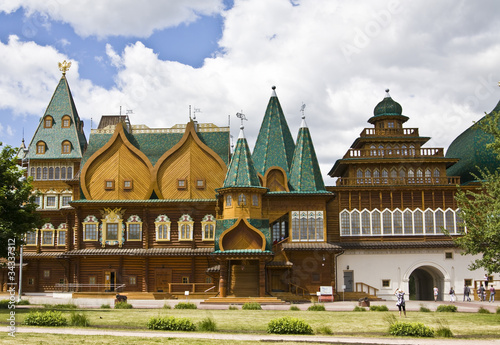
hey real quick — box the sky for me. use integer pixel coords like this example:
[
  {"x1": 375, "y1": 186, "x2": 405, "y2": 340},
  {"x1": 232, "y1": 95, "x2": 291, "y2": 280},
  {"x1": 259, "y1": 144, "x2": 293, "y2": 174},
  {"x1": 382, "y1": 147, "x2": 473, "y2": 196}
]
[{"x1": 0, "y1": 0, "x2": 499, "y2": 183}]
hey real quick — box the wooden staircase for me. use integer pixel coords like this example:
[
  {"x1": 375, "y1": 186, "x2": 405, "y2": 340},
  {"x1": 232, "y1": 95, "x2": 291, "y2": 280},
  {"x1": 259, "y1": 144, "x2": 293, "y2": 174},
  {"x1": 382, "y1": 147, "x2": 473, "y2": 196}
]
[
  {"x1": 201, "y1": 296, "x2": 287, "y2": 305},
  {"x1": 271, "y1": 292, "x2": 311, "y2": 303}
]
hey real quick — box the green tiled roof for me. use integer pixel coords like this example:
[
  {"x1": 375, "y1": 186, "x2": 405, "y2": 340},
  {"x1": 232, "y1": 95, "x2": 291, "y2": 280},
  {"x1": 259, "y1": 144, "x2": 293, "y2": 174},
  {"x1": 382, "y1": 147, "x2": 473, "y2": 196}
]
[
  {"x1": 368, "y1": 90, "x2": 408, "y2": 124},
  {"x1": 214, "y1": 218, "x2": 271, "y2": 251},
  {"x1": 289, "y1": 120, "x2": 326, "y2": 191},
  {"x1": 26, "y1": 76, "x2": 87, "y2": 160},
  {"x1": 252, "y1": 87, "x2": 295, "y2": 176},
  {"x1": 223, "y1": 128, "x2": 261, "y2": 187},
  {"x1": 446, "y1": 99, "x2": 500, "y2": 184},
  {"x1": 81, "y1": 126, "x2": 229, "y2": 168}
]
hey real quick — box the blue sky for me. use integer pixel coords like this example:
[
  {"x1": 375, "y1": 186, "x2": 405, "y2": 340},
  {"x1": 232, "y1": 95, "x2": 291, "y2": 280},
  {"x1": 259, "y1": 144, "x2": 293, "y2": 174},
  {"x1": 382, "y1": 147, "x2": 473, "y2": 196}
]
[{"x1": 1, "y1": 0, "x2": 499, "y2": 179}]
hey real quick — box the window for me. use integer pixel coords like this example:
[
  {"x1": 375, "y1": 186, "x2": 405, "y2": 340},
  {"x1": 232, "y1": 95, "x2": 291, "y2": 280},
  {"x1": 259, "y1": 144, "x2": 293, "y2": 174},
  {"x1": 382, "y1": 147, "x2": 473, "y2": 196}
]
[
  {"x1": 252, "y1": 194, "x2": 259, "y2": 206},
  {"x1": 126, "y1": 215, "x2": 142, "y2": 241},
  {"x1": 106, "y1": 223, "x2": 119, "y2": 240},
  {"x1": 340, "y1": 211, "x2": 350, "y2": 236},
  {"x1": 416, "y1": 169, "x2": 423, "y2": 183},
  {"x1": 182, "y1": 277, "x2": 189, "y2": 284},
  {"x1": 44, "y1": 116, "x2": 53, "y2": 128},
  {"x1": 100, "y1": 209, "x2": 125, "y2": 246},
  {"x1": 41, "y1": 230, "x2": 54, "y2": 246},
  {"x1": 57, "y1": 230, "x2": 66, "y2": 246},
  {"x1": 381, "y1": 169, "x2": 388, "y2": 184},
  {"x1": 28, "y1": 278, "x2": 35, "y2": 285},
  {"x1": 123, "y1": 180, "x2": 133, "y2": 190},
  {"x1": 43, "y1": 270, "x2": 50, "y2": 278},
  {"x1": 62, "y1": 141, "x2": 71, "y2": 154},
  {"x1": 46, "y1": 196, "x2": 56, "y2": 207},
  {"x1": 425, "y1": 169, "x2": 432, "y2": 184},
  {"x1": 196, "y1": 179, "x2": 205, "y2": 189},
  {"x1": 238, "y1": 193, "x2": 246, "y2": 206},
  {"x1": 312, "y1": 273, "x2": 320, "y2": 282},
  {"x1": 129, "y1": 276, "x2": 137, "y2": 285},
  {"x1": 155, "y1": 215, "x2": 171, "y2": 241},
  {"x1": 291, "y1": 211, "x2": 324, "y2": 241},
  {"x1": 67, "y1": 167, "x2": 72, "y2": 179},
  {"x1": 89, "y1": 276, "x2": 96, "y2": 285},
  {"x1": 59, "y1": 278, "x2": 65, "y2": 285},
  {"x1": 425, "y1": 209, "x2": 434, "y2": 234},
  {"x1": 34, "y1": 196, "x2": 41, "y2": 208},
  {"x1": 36, "y1": 142, "x2": 46, "y2": 154},
  {"x1": 388, "y1": 122, "x2": 394, "y2": 128},
  {"x1": 25, "y1": 230, "x2": 38, "y2": 245},
  {"x1": 206, "y1": 277, "x2": 212, "y2": 284},
  {"x1": 464, "y1": 279, "x2": 472, "y2": 287},
  {"x1": 104, "y1": 180, "x2": 115, "y2": 190},
  {"x1": 178, "y1": 214, "x2": 194, "y2": 241},
  {"x1": 36, "y1": 167, "x2": 41, "y2": 180},
  {"x1": 393, "y1": 210, "x2": 403, "y2": 234},
  {"x1": 55, "y1": 167, "x2": 60, "y2": 180},
  {"x1": 177, "y1": 179, "x2": 187, "y2": 189},
  {"x1": 83, "y1": 215, "x2": 99, "y2": 241},
  {"x1": 201, "y1": 214, "x2": 215, "y2": 240},
  {"x1": 42, "y1": 167, "x2": 48, "y2": 180},
  {"x1": 445, "y1": 252, "x2": 453, "y2": 259},
  {"x1": 61, "y1": 167, "x2": 66, "y2": 180},
  {"x1": 382, "y1": 210, "x2": 392, "y2": 234},
  {"x1": 61, "y1": 195, "x2": 72, "y2": 207},
  {"x1": 226, "y1": 195, "x2": 232, "y2": 207},
  {"x1": 48, "y1": 167, "x2": 54, "y2": 180},
  {"x1": 61, "y1": 115, "x2": 71, "y2": 128},
  {"x1": 382, "y1": 279, "x2": 391, "y2": 288}
]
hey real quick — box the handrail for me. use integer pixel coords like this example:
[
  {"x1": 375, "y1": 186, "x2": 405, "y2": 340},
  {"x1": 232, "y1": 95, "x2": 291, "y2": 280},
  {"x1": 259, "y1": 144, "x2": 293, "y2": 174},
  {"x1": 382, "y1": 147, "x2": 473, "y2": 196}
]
[
  {"x1": 204, "y1": 285, "x2": 216, "y2": 293},
  {"x1": 289, "y1": 282, "x2": 307, "y2": 297},
  {"x1": 336, "y1": 176, "x2": 460, "y2": 186},
  {"x1": 343, "y1": 147, "x2": 444, "y2": 158},
  {"x1": 54, "y1": 283, "x2": 126, "y2": 292},
  {"x1": 355, "y1": 282, "x2": 378, "y2": 296}
]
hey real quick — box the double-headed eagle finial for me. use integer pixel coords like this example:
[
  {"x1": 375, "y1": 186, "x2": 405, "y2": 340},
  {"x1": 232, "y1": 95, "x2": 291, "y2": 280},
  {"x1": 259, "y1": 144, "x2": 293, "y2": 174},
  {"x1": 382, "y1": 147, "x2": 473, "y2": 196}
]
[{"x1": 58, "y1": 60, "x2": 71, "y2": 75}]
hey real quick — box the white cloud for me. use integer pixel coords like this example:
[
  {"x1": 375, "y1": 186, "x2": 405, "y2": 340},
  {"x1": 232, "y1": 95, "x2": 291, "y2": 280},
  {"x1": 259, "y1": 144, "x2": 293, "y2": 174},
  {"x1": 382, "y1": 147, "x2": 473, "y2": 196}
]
[
  {"x1": 1, "y1": 0, "x2": 500, "y2": 181},
  {"x1": 0, "y1": 0, "x2": 225, "y2": 38}
]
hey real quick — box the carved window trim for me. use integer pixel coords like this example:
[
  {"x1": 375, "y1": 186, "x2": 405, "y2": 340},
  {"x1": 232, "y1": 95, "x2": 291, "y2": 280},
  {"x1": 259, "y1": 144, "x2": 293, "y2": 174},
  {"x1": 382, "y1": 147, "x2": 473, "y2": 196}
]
[
  {"x1": 201, "y1": 214, "x2": 215, "y2": 241},
  {"x1": 178, "y1": 214, "x2": 194, "y2": 241},
  {"x1": 126, "y1": 215, "x2": 142, "y2": 241},
  {"x1": 155, "y1": 215, "x2": 171, "y2": 241}
]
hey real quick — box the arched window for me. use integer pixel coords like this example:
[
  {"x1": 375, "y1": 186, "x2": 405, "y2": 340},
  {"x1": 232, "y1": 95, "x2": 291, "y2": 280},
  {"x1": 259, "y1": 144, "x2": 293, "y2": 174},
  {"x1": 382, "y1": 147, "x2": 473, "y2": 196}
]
[
  {"x1": 36, "y1": 167, "x2": 41, "y2": 180},
  {"x1": 425, "y1": 169, "x2": 432, "y2": 184},
  {"x1": 425, "y1": 209, "x2": 434, "y2": 234},
  {"x1": 340, "y1": 210, "x2": 350, "y2": 236},
  {"x1": 382, "y1": 169, "x2": 388, "y2": 184},
  {"x1": 399, "y1": 169, "x2": 405, "y2": 182},
  {"x1": 372, "y1": 210, "x2": 381, "y2": 234},
  {"x1": 61, "y1": 167, "x2": 66, "y2": 180},
  {"x1": 61, "y1": 115, "x2": 71, "y2": 128},
  {"x1": 42, "y1": 167, "x2": 48, "y2": 180},
  {"x1": 408, "y1": 169, "x2": 414, "y2": 184},
  {"x1": 401, "y1": 144, "x2": 407, "y2": 156},
  {"x1": 414, "y1": 209, "x2": 423, "y2": 233},
  {"x1": 361, "y1": 210, "x2": 371, "y2": 235},
  {"x1": 416, "y1": 169, "x2": 423, "y2": 183},
  {"x1": 357, "y1": 169, "x2": 363, "y2": 184},
  {"x1": 238, "y1": 193, "x2": 246, "y2": 206},
  {"x1": 365, "y1": 169, "x2": 371, "y2": 184},
  {"x1": 48, "y1": 167, "x2": 54, "y2": 180},
  {"x1": 226, "y1": 195, "x2": 232, "y2": 207},
  {"x1": 30, "y1": 167, "x2": 35, "y2": 178},
  {"x1": 62, "y1": 141, "x2": 71, "y2": 154},
  {"x1": 178, "y1": 214, "x2": 193, "y2": 241},
  {"x1": 403, "y1": 209, "x2": 413, "y2": 234},
  {"x1": 36, "y1": 141, "x2": 46, "y2": 154},
  {"x1": 435, "y1": 209, "x2": 444, "y2": 234},
  {"x1": 393, "y1": 210, "x2": 403, "y2": 234},
  {"x1": 351, "y1": 210, "x2": 360, "y2": 235},
  {"x1": 434, "y1": 168, "x2": 440, "y2": 184},
  {"x1": 394, "y1": 144, "x2": 400, "y2": 155},
  {"x1": 445, "y1": 209, "x2": 455, "y2": 234},
  {"x1": 370, "y1": 145, "x2": 376, "y2": 156},
  {"x1": 373, "y1": 169, "x2": 380, "y2": 184},
  {"x1": 55, "y1": 167, "x2": 60, "y2": 180},
  {"x1": 67, "y1": 167, "x2": 73, "y2": 179},
  {"x1": 378, "y1": 144, "x2": 384, "y2": 156},
  {"x1": 44, "y1": 115, "x2": 53, "y2": 128},
  {"x1": 409, "y1": 144, "x2": 415, "y2": 156},
  {"x1": 390, "y1": 168, "x2": 397, "y2": 179},
  {"x1": 382, "y1": 210, "x2": 392, "y2": 234}
]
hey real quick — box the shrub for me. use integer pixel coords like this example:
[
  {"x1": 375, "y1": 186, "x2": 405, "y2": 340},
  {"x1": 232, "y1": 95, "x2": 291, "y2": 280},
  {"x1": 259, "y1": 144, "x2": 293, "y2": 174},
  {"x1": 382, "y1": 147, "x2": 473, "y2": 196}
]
[
  {"x1": 434, "y1": 318, "x2": 453, "y2": 338},
  {"x1": 70, "y1": 312, "x2": 90, "y2": 327},
  {"x1": 198, "y1": 317, "x2": 217, "y2": 332},
  {"x1": 228, "y1": 305, "x2": 238, "y2": 310},
  {"x1": 478, "y1": 307, "x2": 491, "y2": 314},
  {"x1": 24, "y1": 310, "x2": 68, "y2": 327},
  {"x1": 307, "y1": 304, "x2": 326, "y2": 311},
  {"x1": 147, "y1": 316, "x2": 196, "y2": 331},
  {"x1": 114, "y1": 301, "x2": 133, "y2": 309},
  {"x1": 0, "y1": 300, "x2": 10, "y2": 309},
  {"x1": 242, "y1": 302, "x2": 262, "y2": 310},
  {"x1": 436, "y1": 304, "x2": 457, "y2": 312},
  {"x1": 389, "y1": 322, "x2": 434, "y2": 337},
  {"x1": 100, "y1": 304, "x2": 111, "y2": 309},
  {"x1": 174, "y1": 302, "x2": 197, "y2": 310},
  {"x1": 163, "y1": 304, "x2": 171, "y2": 309},
  {"x1": 383, "y1": 313, "x2": 397, "y2": 326},
  {"x1": 289, "y1": 305, "x2": 300, "y2": 311},
  {"x1": 267, "y1": 316, "x2": 313, "y2": 335},
  {"x1": 45, "y1": 303, "x2": 77, "y2": 310},
  {"x1": 496, "y1": 307, "x2": 500, "y2": 314},
  {"x1": 17, "y1": 299, "x2": 30, "y2": 305},
  {"x1": 353, "y1": 306, "x2": 366, "y2": 312},
  {"x1": 370, "y1": 305, "x2": 389, "y2": 311},
  {"x1": 419, "y1": 305, "x2": 431, "y2": 312},
  {"x1": 316, "y1": 325, "x2": 333, "y2": 335}
]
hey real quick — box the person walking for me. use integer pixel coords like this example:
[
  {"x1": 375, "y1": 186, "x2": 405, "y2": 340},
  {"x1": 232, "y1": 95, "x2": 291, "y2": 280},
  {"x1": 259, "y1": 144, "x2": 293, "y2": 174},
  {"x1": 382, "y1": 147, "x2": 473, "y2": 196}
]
[
  {"x1": 463, "y1": 284, "x2": 471, "y2": 302},
  {"x1": 489, "y1": 285, "x2": 495, "y2": 303},
  {"x1": 395, "y1": 288, "x2": 406, "y2": 317},
  {"x1": 449, "y1": 287, "x2": 456, "y2": 302},
  {"x1": 433, "y1": 286, "x2": 438, "y2": 302},
  {"x1": 478, "y1": 284, "x2": 485, "y2": 301}
]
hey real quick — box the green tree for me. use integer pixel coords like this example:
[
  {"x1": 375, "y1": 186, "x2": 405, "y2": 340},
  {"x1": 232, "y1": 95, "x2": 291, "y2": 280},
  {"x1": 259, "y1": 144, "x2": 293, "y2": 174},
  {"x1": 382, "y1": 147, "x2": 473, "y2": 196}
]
[
  {"x1": 454, "y1": 111, "x2": 500, "y2": 273},
  {"x1": 0, "y1": 144, "x2": 43, "y2": 257}
]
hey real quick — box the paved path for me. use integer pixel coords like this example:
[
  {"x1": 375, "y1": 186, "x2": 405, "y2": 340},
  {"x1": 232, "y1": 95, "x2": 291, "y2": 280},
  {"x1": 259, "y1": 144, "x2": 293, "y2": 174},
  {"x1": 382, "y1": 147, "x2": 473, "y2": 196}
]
[{"x1": 14, "y1": 326, "x2": 500, "y2": 345}]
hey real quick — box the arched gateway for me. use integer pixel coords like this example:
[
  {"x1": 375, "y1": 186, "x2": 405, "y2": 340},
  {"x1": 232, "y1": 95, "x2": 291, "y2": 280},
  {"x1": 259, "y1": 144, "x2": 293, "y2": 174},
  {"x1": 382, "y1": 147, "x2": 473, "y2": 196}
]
[{"x1": 406, "y1": 263, "x2": 447, "y2": 301}]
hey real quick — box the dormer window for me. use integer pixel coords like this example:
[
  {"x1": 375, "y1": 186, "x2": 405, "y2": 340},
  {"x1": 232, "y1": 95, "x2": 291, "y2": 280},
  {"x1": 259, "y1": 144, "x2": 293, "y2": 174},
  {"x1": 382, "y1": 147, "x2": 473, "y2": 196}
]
[
  {"x1": 62, "y1": 141, "x2": 71, "y2": 154},
  {"x1": 177, "y1": 179, "x2": 187, "y2": 189},
  {"x1": 61, "y1": 115, "x2": 71, "y2": 128},
  {"x1": 36, "y1": 141, "x2": 46, "y2": 154},
  {"x1": 123, "y1": 180, "x2": 133, "y2": 190},
  {"x1": 105, "y1": 180, "x2": 115, "y2": 190},
  {"x1": 44, "y1": 116, "x2": 53, "y2": 128}
]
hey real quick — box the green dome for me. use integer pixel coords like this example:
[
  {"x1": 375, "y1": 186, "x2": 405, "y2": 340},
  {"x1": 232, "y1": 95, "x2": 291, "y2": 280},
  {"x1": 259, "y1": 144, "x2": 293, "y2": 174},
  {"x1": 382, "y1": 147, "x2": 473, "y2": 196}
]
[
  {"x1": 374, "y1": 89, "x2": 403, "y2": 116},
  {"x1": 446, "y1": 99, "x2": 500, "y2": 184}
]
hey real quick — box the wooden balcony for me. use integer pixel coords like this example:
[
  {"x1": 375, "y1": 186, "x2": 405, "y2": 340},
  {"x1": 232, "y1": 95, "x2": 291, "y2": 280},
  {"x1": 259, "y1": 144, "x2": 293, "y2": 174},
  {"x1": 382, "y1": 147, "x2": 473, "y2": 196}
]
[
  {"x1": 343, "y1": 147, "x2": 444, "y2": 159},
  {"x1": 360, "y1": 128, "x2": 419, "y2": 137},
  {"x1": 336, "y1": 176, "x2": 461, "y2": 186}
]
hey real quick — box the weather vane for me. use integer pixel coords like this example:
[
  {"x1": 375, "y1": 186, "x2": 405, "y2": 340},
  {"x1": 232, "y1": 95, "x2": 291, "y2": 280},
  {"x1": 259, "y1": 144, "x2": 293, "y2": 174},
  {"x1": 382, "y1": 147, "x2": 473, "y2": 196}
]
[
  {"x1": 300, "y1": 103, "x2": 306, "y2": 118},
  {"x1": 58, "y1": 60, "x2": 71, "y2": 75},
  {"x1": 236, "y1": 112, "x2": 247, "y2": 127}
]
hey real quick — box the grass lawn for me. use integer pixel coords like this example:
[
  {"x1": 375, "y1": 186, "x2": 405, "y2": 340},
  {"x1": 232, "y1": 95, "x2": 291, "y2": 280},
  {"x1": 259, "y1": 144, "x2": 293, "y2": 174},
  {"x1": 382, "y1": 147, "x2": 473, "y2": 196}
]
[{"x1": 1, "y1": 307, "x2": 499, "y2": 342}]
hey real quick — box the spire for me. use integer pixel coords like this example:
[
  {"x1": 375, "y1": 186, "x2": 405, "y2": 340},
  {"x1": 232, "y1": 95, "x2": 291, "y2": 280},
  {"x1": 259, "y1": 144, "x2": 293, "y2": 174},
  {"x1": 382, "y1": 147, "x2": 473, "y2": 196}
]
[
  {"x1": 289, "y1": 114, "x2": 325, "y2": 192},
  {"x1": 26, "y1": 62, "x2": 87, "y2": 160},
  {"x1": 223, "y1": 122, "x2": 261, "y2": 188},
  {"x1": 252, "y1": 86, "x2": 295, "y2": 176}
]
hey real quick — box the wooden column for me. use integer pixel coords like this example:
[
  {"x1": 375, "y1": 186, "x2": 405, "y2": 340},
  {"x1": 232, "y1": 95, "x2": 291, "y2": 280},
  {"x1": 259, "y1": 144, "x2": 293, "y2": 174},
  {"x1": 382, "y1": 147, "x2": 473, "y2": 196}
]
[
  {"x1": 143, "y1": 257, "x2": 149, "y2": 292},
  {"x1": 219, "y1": 260, "x2": 227, "y2": 297},
  {"x1": 259, "y1": 259, "x2": 266, "y2": 297}
]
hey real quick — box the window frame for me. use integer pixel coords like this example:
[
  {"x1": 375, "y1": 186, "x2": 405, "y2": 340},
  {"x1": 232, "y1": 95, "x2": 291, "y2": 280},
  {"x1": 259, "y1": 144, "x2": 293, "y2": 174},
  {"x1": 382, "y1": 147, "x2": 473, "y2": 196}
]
[
  {"x1": 196, "y1": 179, "x2": 205, "y2": 189},
  {"x1": 123, "y1": 179, "x2": 133, "y2": 190},
  {"x1": 126, "y1": 215, "x2": 142, "y2": 241},
  {"x1": 178, "y1": 214, "x2": 194, "y2": 241},
  {"x1": 25, "y1": 230, "x2": 38, "y2": 246},
  {"x1": 201, "y1": 214, "x2": 215, "y2": 241},
  {"x1": 82, "y1": 216, "x2": 99, "y2": 241},
  {"x1": 43, "y1": 115, "x2": 53, "y2": 128},
  {"x1": 177, "y1": 178, "x2": 187, "y2": 190},
  {"x1": 61, "y1": 115, "x2": 71, "y2": 128},
  {"x1": 61, "y1": 140, "x2": 71, "y2": 154},
  {"x1": 155, "y1": 215, "x2": 171, "y2": 241},
  {"x1": 36, "y1": 141, "x2": 46, "y2": 154},
  {"x1": 104, "y1": 179, "x2": 115, "y2": 190}
]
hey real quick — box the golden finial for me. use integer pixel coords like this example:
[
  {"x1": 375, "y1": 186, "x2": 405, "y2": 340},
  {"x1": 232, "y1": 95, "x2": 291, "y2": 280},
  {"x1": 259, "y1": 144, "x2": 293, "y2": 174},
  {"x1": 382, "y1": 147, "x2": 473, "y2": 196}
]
[{"x1": 58, "y1": 60, "x2": 71, "y2": 75}]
